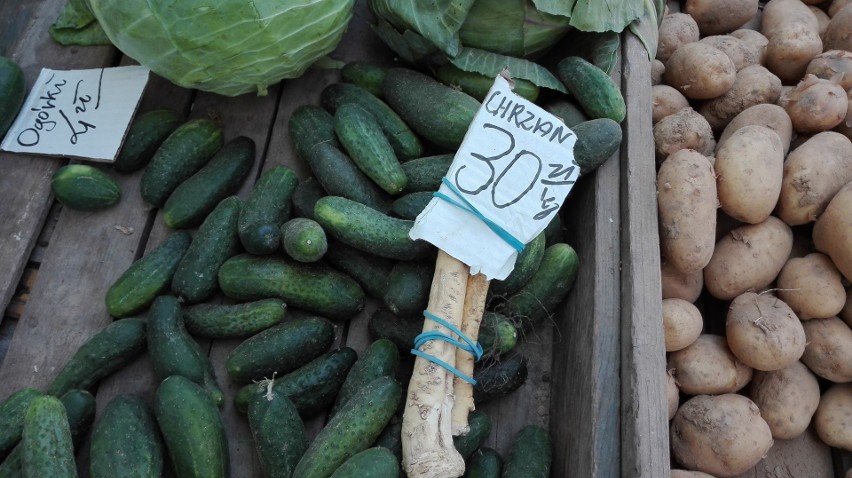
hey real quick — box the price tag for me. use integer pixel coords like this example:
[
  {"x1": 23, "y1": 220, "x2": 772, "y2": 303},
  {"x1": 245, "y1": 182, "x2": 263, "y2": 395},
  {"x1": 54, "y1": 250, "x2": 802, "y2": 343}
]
[
  {"x1": 410, "y1": 75, "x2": 579, "y2": 280},
  {"x1": 1, "y1": 65, "x2": 150, "y2": 162}
]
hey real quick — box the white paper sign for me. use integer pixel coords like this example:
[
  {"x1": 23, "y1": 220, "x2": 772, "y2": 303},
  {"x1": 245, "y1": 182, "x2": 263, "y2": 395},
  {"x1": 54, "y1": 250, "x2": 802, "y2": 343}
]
[
  {"x1": 410, "y1": 75, "x2": 579, "y2": 280},
  {"x1": 1, "y1": 66, "x2": 150, "y2": 162}
]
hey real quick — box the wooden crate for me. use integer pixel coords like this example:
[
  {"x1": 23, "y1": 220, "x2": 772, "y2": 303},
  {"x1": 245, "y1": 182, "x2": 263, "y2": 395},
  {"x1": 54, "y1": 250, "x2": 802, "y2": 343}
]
[{"x1": 0, "y1": 0, "x2": 672, "y2": 476}]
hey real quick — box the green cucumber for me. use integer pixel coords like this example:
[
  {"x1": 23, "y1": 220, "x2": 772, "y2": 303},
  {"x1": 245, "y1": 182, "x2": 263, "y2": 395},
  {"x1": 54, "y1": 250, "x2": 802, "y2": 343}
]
[
  {"x1": 0, "y1": 389, "x2": 42, "y2": 459},
  {"x1": 89, "y1": 395, "x2": 163, "y2": 478},
  {"x1": 323, "y1": 239, "x2": 395, "y2": 299},
  {"x1": 341, "y1": 62, "x2": 387, "y2": 98},
  {"x1": 490, "y1": 232, "x2": 546, "y2": 297},
  {"x1": 154, "y1": 375, "x2": 228, "y2": 478},
  {"x1": 238, "y1": 166, "x2": 298, "y2": 255},
  {"x1": 291, "y1": 177, "x2": 326, "y2": 220},
  {"x1": 334, "y1": 103, "x2": 407, "y2": 195},
  {"x1": 288, "y1": 104, "x2": 339, "y2": 161},
  {"x1": 51, "y1": 164, "x2": 121, "y2": 211},
  {"x1": 478, "y1": 312, "x2": 518, "y2": 358},
  {"x1": 281, "y1": 218, "x2": 327, "y2": 263},
  {"x1": 105, "y1": 231, "x2": 192, "y2": 318},
  {"x1": 464, "y1": 447, "x2": 502, "y2": 478},
  {"x1": 436, "y1": 63, "x2": 539, "y2": 102},
  {"x1": 373, "y1": 418, "x2": 402, "y2": 464},
  {"x1": 390, "y1": 191, "x2": 432, "y2": 220},
  {"x1": 453, "y1": 410, "x2": 492, "y2": 461},
  {"x1": 292, "y1": 376, "x2": 402, "y2": 478},
  {"x1": 501, "y1": 425, "x2": 551, "y2": 478},
  {"x1": 147, "y1": 295, "x2": 224, "y2": 406},
  {"x1": 47, "y1": 318, "x2": 147, "y2": 397},
  {"x1": 331, "y1": 339, "x2": 400, "y2": 416},
  {"x1": 140, "y1": 118, "x2": 224, "y2": 207},
  {"x1": 367, "y1": 308, "x2": 422, "y2": 352},
  {"x1": 0, "y1": 57, "x2": 25, "y2": 139},
  {"x1": 400, "y1": 154, "x2": 454, "y2": 193},
  {"x1": 183, "y1": 299, "x2": 285, "y2": 339},
  {"x1": 572, "y1": 118, "x2": 621, "y2": 176},
  {"x1": 114, "y1": 109, "x2": 183, "y2": 174},
  {"x1": 247, "y1": 387, "x2": 308, "y2": 478},
  {"x1": 225, "y1": 316, "x2": 335, "y2": 384},
  {"x1": 383, "y1": 261, "x2": 433, "y2": 317},
  {"x1": 171, "y1": 196, "x2": 242, "y2": 303},
  {"x1": 162, "y1": 137, "x2": 254, "y2": 229},
  {"x1": 329, "y1": 447, "x2": 400, "y2": 478},
  {"x1": 472, "y1": 352, "x2": 528, "y2": 405},
  {"x1": 382, "y1": 68, "x2": 479, "y2": 150},
  {"x1": 218, "y1": 254, "x2": 365, "y2": 321},
  {"x1": 234, "y1": 347, "x2": 357, "y2": 415},
  {"x1": 556, "y1": 56, "x2": 626, "y2": 123},
  {"x1": 21, "y1": 396, "x2": 75, "y2": 478},
  {"x1": 301, "y1": 141, "x2": 392, "y2": 213},
  {"x1": 314, "y1": 196, "x2": 433, "y2": 261},
  {"x1": 544, "y1": 101, "x2": 588, "y2": 128}
]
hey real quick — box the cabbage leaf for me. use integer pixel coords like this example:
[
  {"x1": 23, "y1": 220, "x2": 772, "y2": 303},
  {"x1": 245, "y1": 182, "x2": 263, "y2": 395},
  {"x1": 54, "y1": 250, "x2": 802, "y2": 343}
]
[
  {"x1": 450, "y1": 47, "x2": 567, "y2": 93},
  {"x1": 628, "y1": 0, "x2": 661, "y2": 61},
  {"x1": 49, "y1": 0, "x2": 111, "y2": 46},
  {"x1": 532, "y1": 0, "x2": 645, "y2": 33},
  {"x1": 367, "y1": 0, "x2": 475, "y2": 58}
]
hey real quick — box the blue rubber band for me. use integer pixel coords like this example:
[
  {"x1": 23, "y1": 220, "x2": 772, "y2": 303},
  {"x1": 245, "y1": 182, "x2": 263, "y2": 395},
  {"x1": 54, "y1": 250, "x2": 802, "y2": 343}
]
[
  {"x1": 410, "y1": 310, "x2": 484, "y2": 385},
  {"x1": 433, "y1": 178, "x2": 525, "y2": 253}
]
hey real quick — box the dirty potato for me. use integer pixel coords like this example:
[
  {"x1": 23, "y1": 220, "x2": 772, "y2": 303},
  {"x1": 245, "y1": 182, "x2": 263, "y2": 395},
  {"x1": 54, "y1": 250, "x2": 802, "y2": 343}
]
[
  {"x1": 779, "y1": 75, "x2": 848, "y2": 134},
  {"x1": 777, "y1": 253, "x2": 847, "y2": 320},
  {"x1": 814, "y1": 383, "x2": 852, "y2": 451},
  {"x1": 658, "y1": 13, "x2": 702, "y2": 63},
  {"x1": 716, "y1": 103, "x2": 793, "y2": 155},
  {"x1": 801, "y1": 316, "x2": 852, "y2": 383},
  {"x1": 725, "y1": 292, "x2": 806, "y2": 371},
  {"x1": 685, "y1": 0, "x2": 760, "y2": 36},
  {"x1": 813, "y1": 181, "x2": 852, "y2": 282},
  {"x1": 654, "y1": 108, "x2": 717, "y2": 161},
  {"x1": 662, "y1": 260, "x2": 705, "y2": 302},
  {"x1": 664, "y1": 42, "x2": 737, "y2": 100},
  {"x1": 667, "y1": 334, "x2": 753, "y2": 395},
  {"x1": 749, "y1": 361, "x2": 821, "y2": 439},
  {"x1": 663, "y1": 298, "x2": 704, "y2": 352},
  {"x1": 652, "y1": 84, "x2": 690, "y2": 124}
]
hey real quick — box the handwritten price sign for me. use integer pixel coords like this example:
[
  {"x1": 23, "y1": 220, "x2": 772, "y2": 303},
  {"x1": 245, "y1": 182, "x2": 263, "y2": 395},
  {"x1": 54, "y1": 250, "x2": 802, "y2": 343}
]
[
  {"x1": 410, "y1": 75, "x2": 579, "y2": 280},
  {"x1": 1, "y1": 66, "x2": 149, "y2": 162}
]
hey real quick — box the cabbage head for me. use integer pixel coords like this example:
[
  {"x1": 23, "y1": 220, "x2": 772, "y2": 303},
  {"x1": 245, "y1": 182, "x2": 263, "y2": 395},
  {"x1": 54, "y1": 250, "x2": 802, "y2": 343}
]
[{"x1": 82, "y1": 0, "x2": 355, "y2": 96}]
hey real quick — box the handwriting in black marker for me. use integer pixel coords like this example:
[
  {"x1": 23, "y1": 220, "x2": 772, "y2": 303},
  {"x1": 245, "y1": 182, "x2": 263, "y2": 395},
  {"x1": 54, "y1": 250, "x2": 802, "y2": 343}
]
[
  {"x1": 454, "y1": 123, "x2": 514, "y2": 195},
  {"x1": 59, "y1": 109, "x2": 95, "y2": 145},
  {"x1": 72, "y1": 80, "x2": 93, "y2": 114},
  {"x1": 492, "y1": 149, "x2": 541, "y2": 209},
  {"x1": 540, "y1": 163, "x2": 577, "y2": 186},
  {"x1": 534, "y1": 186, "x2": 559, "y2": 220}
]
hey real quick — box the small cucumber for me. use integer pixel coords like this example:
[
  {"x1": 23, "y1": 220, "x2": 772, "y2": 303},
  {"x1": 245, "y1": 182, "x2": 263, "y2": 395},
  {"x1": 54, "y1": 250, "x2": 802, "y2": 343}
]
[
  {"x1": 47, "y1": 318, "x2": 147, "y2": 397},
  {"x1": 0, "y1": 389, "x2": 42, "y2": 459},
  {"x1": 171, "y1": 196, "x2": 242, "y2": 304},
  {"x1": 225, "y1": 316, "x2": 335, "y2": 384},
  {"x1": 334, "y1": 103, "x2": 407, "y2": 195},
  {"x1": 105, "y1": 231, "x2": 192, "y2": 318},
  {"x1": 453, "y1": 410, "x2": 492, "y2": 461},
  {"x1": 89, "y1": 395, "x2": 163, "y2": 478},
  {"x1": 239, "y1": 165, "x2": 299, "y2": 255},
  {"x1": 341, "y1": 62, "x2": 387, "y2": 98},
  {"x1": 292, "y1": 376, "x2": 402, "y2": 478},
  {"x1": 114, "y1": 109, "x2": 183, "y2": 174},
  {"x1": 291, "y1": 177, "x2": 326, "y2": 220},
  {"x1": 390, "y1": 191, "x2": 433, "y2": 220},
  {"x1": 367, "y1": 308, "x2": 422, "y2": 352},
  {"x1": 383, "y1": 261, "x2": 433, "y2": 317},
  {"x1": 218, "y1": 254, "x2": 365, "y2": 321},
  {"x1": 501, "y1": 425, "x2": 551, "y2": 478},
  {"x1": 400, "y1": 154, "x2": 454, "y2": 193},
  {"x1": 329, "y1": 447, "x2": 400, "y2": 478},
  {"x1": 572, "y1": 118, "x2": 621, "y2": 176},
  {"x1": 247, "y1": 387, "x2": 308, "y2": 478},
  {"x1": 147, "y1": 295, "x2": 224, "y2": 406},
  {"x1": 288, "y1": 104, "x2": 339, "y2": 161},
  {"x1": 373, "y1": 418, "x2": 402, "y2": 464},
  {"x1": 544, "y1": 100, "x2": 588, "y2": 128},
  {"x1": 162, "y1": 137, "x2": 254, "y2": 229},
  {"x1": 464, "y1": 447, "x2": 502, "y2": 478},
  {"x1": 51, "y1": 164, "x2": 121, "y2": 211},
  {"x1": 323, "y1": 239, "x2": 395, "y2": 299},
  {"x1": 314, "y1": 196, "x2": 433, "y2": 261},
  {"x1": 21, "y1": 396, "x2": 76, "y2": 478},
  {"x1": 0, "y1": 57, "x2": 25, "y2": 139},
  {"x1": 436, "y1": 63, "x2": 539, "y2": 102},
  {"x1": 477, "y1": 312, "x2": 518, "y2": 359},
  {"x1": 140, "y1": 118, "x2": 224, "y2": 207},
  {"x1": 281, "y1": 218, "x2": 328, "y2": 263},
  {"x1": 301, "y1": 141, "x2": 392, "y2": 213},
  {"x1": 490, "y1": 232, "x2": 546, "y2": 297},
  {"x1": 154, "y1": 375, "x2": 229, "y2": 478},
  {"x1": 330, "y1": 339, "x2": 400, "y2": 416},
  {"x1": 183, "y1": 299, "x2": 286, "y2": 339},
  {"x1": 557, "y1": 56, "x2": 626, "y2": 123},
  {"x1": 472, "y1": 352, "x2": 528, "y2": 405}
]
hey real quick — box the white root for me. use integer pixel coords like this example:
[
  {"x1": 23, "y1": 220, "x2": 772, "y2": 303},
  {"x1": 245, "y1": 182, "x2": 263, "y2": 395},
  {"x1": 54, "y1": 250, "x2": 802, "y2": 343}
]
[{"x1": 451, "y1": 273, "x2": 489, "y2": 436}]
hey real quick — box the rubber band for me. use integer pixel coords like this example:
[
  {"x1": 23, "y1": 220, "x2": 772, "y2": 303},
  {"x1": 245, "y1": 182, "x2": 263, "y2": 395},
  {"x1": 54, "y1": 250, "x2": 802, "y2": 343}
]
[
  {"x1": 433, "y1": 177, "x2": 525, "y2": 253},
  {"x1": 410, "y1": 310, "x2": 484, "y2": 385}
]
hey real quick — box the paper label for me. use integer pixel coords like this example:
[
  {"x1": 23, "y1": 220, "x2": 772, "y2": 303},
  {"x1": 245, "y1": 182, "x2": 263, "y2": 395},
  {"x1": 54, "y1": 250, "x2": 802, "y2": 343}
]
[
  {"x1": 410, "y1": 75, "x2": 579, "y2": 280},
  {"x1": 1, "y1": 66, "x2": 150, "y2": 162}
]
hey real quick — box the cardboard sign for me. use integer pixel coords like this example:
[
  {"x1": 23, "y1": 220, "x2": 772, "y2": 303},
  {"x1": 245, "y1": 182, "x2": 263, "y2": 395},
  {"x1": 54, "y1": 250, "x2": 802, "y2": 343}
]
[
  {"x1": 410, "y1": 75, "x2": 579, "y2": 280},
  {"x1": 1, "y1": 65, "x2": 150, "y2": 162}
]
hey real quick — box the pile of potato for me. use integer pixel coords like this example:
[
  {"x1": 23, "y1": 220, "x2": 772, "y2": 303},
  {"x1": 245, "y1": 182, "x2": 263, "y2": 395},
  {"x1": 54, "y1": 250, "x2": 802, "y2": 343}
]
[{"x1": 651, "y1": 0, "x2": 852, "y2": 476}]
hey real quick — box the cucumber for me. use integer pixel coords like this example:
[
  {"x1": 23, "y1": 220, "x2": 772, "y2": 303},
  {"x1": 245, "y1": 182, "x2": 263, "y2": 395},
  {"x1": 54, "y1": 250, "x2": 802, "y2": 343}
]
[
  {"x1": 105, "y1": 231, "x2": 192, "y2": 318},
  {"x1": 292, "y1": 376, "x2": 402, "y2": 478},
  {"x1": 140, "y1": 118, "x2": 224, "y2": 207},
  {"x1": 501, "y1": 425, "x2": 551, "y2": 478},
  {"x1": 464, "y1": 447, "x2": 502, "y2": 478},
  {"x1": 329, "y1": 447, "x2": 400, "y2": 478},
  {"x1": 373, "y1": 418, "x2": 402, "y2": 464},
  {"x1": 171, "y1": 196, "x2": 242, "y2": 304},
  {"x1": 390, "y1": 191, "x2": 432, "y2": 220},
  {"x1": 239, "y1": 165, "x2": 298, "y2": 255},
  {"x1": 383, "y1": 261, "x2": 433, "y2": 317},
  {"x1": 572, "y1": 118, "x2": 621, "y2": 176},
  {"x1": 21, "y1": 396, "x2": 76, "y2": 478},
  {"x1": 147, "y1": 295, "x2": 224, "y2": 406},
  {"x1": 247, "y1": 387, "x2": 308, "y2": 478},
  {"x1": 472, "y1": 352, "x2": 528, "y2": 405},
  {"x1": 382, "y1": 68, "x2": 479, "y2": 150},
  {"x1": 113, "y1": 109, "x2": 183, "y2": 174},
  {"x1": 490, "y1": 232, "x2": 546, "y2": 297},
  {"x1": 544, "y1": 100, "x2": 588, "y2": 128},
  {"x1": 162, "y1": 137, "x2": 254, "y2": 229},
  {"x1": 314, "y1": 196, "x2": 433, "y2": 261},
  {"x1": 281, "y1": 218, "x2": 327, "y2": 263},
  {"x1": 218, "y1": 254, "x2": 365, "y2": 321},
  {"x1": 291, "y1": 177, "x2": 326, "y2": 220},
  {"x1": 478, "y1": 312, "x2": 518, "y2": 358},
  {"x1": 320, "y1": 82, "x2": 422, "y2": 161},
  {"x1": 225, "y1": 316, "x2": 335, "y2": 384},
  {"x1": 0, "y1": 57, "x2": 24, "y2": 138},
  {"x1": 453, "y1": 410, "x2": 492, "y2": 461},
  {"x1": 543, "y1": 214, "x2": 564, "y2": 246},
  {"x1": 302, "y1": 141, "x2": 392, "y2": 213},
  {"x1": 51, "y1": 164, "x2": 121, "y2": 211},
  {"x1": 154, "y1": 375, "x2": 228, "y2": 478},
  {"x1": 341, "y1": 62, "x2": 387, "y2": 98},
  {"x1": 367, "y1": 308, "x2": 422, "y2": 352},
  {"x1": 330, "y1": 339, "x2": 400, "y2": 416},
  {"x1": 0, "y1": 389, "x2": 42, "y2": 459},
  {"x1": 334, "y1": 103, "x2": 407, "y2": 195},
  {"x1": 234, "y1": 347, "x2": 357, "y2": 415},
  {"x1": 47, "y1": 318, "x2": 147, "y2": 397},
  {"x1": 556, "y1": 56, "x2": 626, "y2": 123},
  {"x1": 436, "y1": 63, "x2": 539, "y2": 102},
  {"x1": 89, "y1": 395, "x2": 163, "y2": 478},
  {"x1": 323, "y1": 239, "x2": 395, "y2": 299},
  {"x1": 183, "y1": 299, "x2": 285, "y2": 339},
  {"x1": 288, "y1": 104, "x2": 339, "y2": 161},
  {"x1": 400, "y1": 154, "x2": 454, "y2": 193}
]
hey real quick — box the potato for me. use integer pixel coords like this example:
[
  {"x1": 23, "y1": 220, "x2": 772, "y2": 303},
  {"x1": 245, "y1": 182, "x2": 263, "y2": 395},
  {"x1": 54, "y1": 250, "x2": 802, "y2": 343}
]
[
  {"x1": 654, "y1": 108, "x2": 717, "y2": 161},
  {"x1": 664, "y1": 43, "x2": 737, "y2": 100},
  {"x1": 666, "y1": 369, "x2": 679, "y2": 421},
  {"x1": 657, "y1": 150, "x2": 718, "y2": 274},
  {"x1": 731, "y1": 29, "x2": 769, "y2": 65},
  {"x1": 714, "y1": 125, "x2": 784, "y2": 223},
  {"x1": 813, "y1": 181, "x2": 852, "y2": 282},
  {"x1": 726, "y1": 292, "x2": 806, "y2": 371},
  {"x1": 716, "y1": 103, "x2": 793, "y2": 155},
  {"x1": 704, "y1": 216, "x2": 793, "y2": 300},
  {"x1": 670, "y1": 394, "x2": 773, "y2": 477},
  {"x1": 657, "y1": 13, "x2": 701, "y2": 63},
  {"x1": 749, "y1": 361, "x2": 821, "y2": 439},
  {"x1": 685, "y1": 0, "x2": 759, "y2": 36},
  {"x1": 651, "y1": 59, "x2": 665, "y2": 86},
  {"x1": 662, "y1": 260, "x2": 704, "y2": 302},
  {"x1": 835, "y1": 90, "x2": 852, "y2": 141},
  {"x1": 807, "y1": 50, "x2": 852, "y2": 91},
  {"x1": 663, "y1": 298, "x2": 704, "y2": 352},
  {"x1": 667, "y1": 334, "x2": 753, "y2": 395},
  {"x1": 777, "y1": 253, "x2": 847, "y2": 320},
  {"x1": 776, "y1": 131, "x2": 852, "y2": 225},
  {"x1": 765, "y1": 22, "x2": 824, "y2": 84},
  {"x1": 830, "y1": 0, "x2": 852, "y2": 17},
  {"x1": 652, "y1": 85, "x2": 690, "y2": 124},
  {"x1": 761, "y1": 0, "x2": 819, "y2": 38},
  {"x1": 800, "y1": 316, "x2": 852, "y2": 382},
  {"x1": 825, "y1": 4, "x2": 852, "y2": 51},
  {"x1": 814, "y1": 382, "x2": 852, "y2": 450},
  {"x1": 780, "y1": 75, "x2": 848, "y2": 134},
  {"x1": 809, "y1": 5, "x2": 832, "y2": 39},
  {"x1": 699, "y1": 65, "x2": 783, "y2": 132},
  {"x1": 699, "y1": 35, "x2": 760, "y2": 71}
]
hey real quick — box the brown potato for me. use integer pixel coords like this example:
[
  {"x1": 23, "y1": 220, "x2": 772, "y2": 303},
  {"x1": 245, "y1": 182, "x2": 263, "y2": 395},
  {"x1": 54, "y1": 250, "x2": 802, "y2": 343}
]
[
  {"x1": 663, "y1": 298, "x2": 704, "y2": 352},
  {"x1": 813, "y1": 181, "x2": 852, "y2": 282},
  {"x1": 731, "y1": 29, "x2": 769, "y2": 65},
  {"x1": 671, "y1": 394, "x2": 773, "y2": 477},
  {"x1": 704, "y1": 216, "x2": 793, "y2": 300},
  {"x1": 806, "y1": 50, "x2": 852, "y2": 91},
  {"x1": 685, "y1": 0, "x2": 759, "y2": 36},
  {"x1": 652, "y1": 84, "x2": 690, "y2": 124},
  {"x1": 830, "y1": 0, "x2": 852, "y2": 17},
  {"x1": 651, "y1": 59, "x2": 666, "y2": 86},
  {"x1": 765, "y1": 22, "x2": 824, "y2": 84},
  {"x1": 667, "y1": 334, "x2": 753, "y2": 395},
  {"x1": 716, "y1": 103, "x2": 793, "y2": 155},
  {"x1": 835, "y1": 90, "x2": 852, "y2": 141},
  {"x1": 666, "y1": 369, "x2": 680, "y2": 421},
  {"x1": 761, "y1": 0, "x2": 820, "y2": 37},
  {"x1": 749, "y1": 361, "x2": 821, "y2": 439},
  {"x1": 801, "y1": 316, "x2": 852, "y2": 382},
  {"x1": 662, "y1": 260, "x2": 704, "y2": 302},
  {"x1": 777, "y1": 253, "x2": 847, "y2": 320},
  {"x1": 657, "y1": 13, "x2": 701, "y2": 63},
  {"x1": 810, "y1": 6, "x2": 832, "y2": 41},
  {"x1": 814, "y1": 382, "x2": 852, "y2": 450},
  {"x1": 664, "y1": 43, "x2": 737, "y2": 100},
  {"x1": 654, "y1": 108, "x2": 717, "y2": 161},
  {"x1": 657, "y1": 150, "x2": 718, "y2": 274},
  {"x1": 726, "y1": 292, "x2": 806, "y2": 371},
  {"x1": 780, "y1": 75, "x2": 848, "y2": 134},
  {"x1": 699, "y1": 65, "x2": 783, "y2": 132},
  {"x1": 699, "y1": 35, "x2": 760, "y2": 71},
  {"x1": 776, "y1": 131, "x2": 852, "y2": 225},
  {"x1": 825, "y1": 4, "x2": 852, "y2": 51}
]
